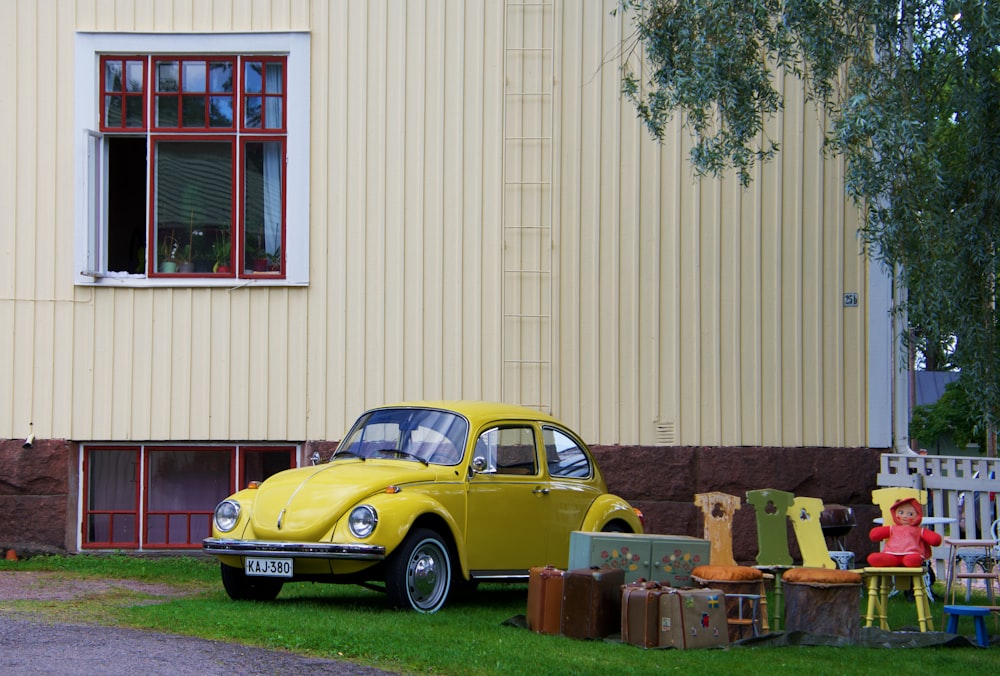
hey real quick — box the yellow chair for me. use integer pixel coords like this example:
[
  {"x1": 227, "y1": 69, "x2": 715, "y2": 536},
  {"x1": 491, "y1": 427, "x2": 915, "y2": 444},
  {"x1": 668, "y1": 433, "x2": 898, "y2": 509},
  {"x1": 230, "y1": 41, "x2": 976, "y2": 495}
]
[
  {"x1": 787, "y1": 497, "x2": 837, "y2": 570},
  {"x1": 863, "y1": 487, "x2": 934, "y2": 632}
]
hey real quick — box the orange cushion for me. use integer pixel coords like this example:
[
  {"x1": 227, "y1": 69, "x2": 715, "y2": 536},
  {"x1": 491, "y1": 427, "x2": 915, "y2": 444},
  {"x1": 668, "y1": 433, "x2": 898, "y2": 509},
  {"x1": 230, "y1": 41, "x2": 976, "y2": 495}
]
[
  {"x1": 783, "y1": 567, "x2": 862, "y2": 585},
  {"x1": 691, "y1": 564, "x2": 763, "y2": 582}
]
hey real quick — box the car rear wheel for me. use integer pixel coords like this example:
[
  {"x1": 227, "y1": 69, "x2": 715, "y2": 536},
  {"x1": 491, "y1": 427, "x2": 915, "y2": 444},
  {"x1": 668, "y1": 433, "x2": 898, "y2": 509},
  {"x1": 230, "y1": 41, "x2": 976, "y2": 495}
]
[
  {"x1": 220, "y1": 562, "x2": 284, "y2": 601},
  {"x1": 386, "y1": 528, "x2": 452, "y2": 613}
]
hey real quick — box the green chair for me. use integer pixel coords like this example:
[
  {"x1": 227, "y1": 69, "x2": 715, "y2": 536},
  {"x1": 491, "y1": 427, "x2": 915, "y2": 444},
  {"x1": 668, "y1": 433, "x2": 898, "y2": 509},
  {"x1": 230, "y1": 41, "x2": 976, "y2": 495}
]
[{"x1": 746, "y1": 488, "x2": 796, "y2": 630}]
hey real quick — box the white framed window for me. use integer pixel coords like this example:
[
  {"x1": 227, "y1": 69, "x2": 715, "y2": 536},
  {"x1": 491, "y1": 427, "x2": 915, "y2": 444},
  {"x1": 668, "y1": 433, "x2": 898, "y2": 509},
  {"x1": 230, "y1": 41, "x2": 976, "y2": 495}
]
[{"x1": 74, "y1": 32, "x2": 310, "y2": 286}]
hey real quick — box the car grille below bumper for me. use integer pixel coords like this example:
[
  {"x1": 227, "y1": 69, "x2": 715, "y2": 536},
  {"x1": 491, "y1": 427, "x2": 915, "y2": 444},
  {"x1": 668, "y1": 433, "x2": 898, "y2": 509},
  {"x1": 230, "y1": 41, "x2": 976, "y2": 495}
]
[{"x1": 202, "y1": 538, "x2": 386, "y2": 560}]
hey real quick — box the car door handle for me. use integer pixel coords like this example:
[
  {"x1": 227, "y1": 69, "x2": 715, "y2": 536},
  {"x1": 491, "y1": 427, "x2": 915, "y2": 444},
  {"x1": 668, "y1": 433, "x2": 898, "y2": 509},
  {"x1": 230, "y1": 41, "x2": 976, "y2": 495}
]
[{"x1": 532, "y1": 487, "x2": 550, "y2": 495}]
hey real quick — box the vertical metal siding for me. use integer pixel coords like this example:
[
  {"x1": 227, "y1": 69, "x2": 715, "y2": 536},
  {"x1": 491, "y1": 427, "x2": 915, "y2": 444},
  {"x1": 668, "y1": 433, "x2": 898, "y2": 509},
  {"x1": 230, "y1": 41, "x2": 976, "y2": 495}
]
[{"x1": 1, "y1": 0, "x2": 868, "y2": 448}]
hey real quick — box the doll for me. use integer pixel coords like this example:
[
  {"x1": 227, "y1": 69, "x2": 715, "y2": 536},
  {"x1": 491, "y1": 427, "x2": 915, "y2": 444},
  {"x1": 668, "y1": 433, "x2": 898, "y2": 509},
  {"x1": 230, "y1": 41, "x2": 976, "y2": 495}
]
[{"x1": 867, "y1": 497, "x2": 942, "y2": 567}]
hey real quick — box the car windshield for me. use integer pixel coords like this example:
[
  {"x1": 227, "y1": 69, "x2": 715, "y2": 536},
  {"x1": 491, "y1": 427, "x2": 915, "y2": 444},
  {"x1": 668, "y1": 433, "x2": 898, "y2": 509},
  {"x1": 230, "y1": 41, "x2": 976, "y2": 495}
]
[{"x1": 332, "y1": 408, "x2": 469, "y2": 466}]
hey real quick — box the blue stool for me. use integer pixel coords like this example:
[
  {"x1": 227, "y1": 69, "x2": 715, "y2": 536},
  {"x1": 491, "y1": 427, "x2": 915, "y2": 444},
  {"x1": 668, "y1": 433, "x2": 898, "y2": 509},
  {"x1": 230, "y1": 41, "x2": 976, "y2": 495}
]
[{"x1": 944, "y1": 605, "x2": 991, "y2": 648}]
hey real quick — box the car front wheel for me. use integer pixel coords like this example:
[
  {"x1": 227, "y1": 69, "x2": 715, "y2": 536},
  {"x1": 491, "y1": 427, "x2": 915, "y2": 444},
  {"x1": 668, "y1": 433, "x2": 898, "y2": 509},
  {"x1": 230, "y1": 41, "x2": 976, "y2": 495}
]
[
  {"x1": 220, "y1": 562, "x2": 284, "y2": 601},
  {"x1": 385, "y1": 528, "x2": 452, "y2": 613}
]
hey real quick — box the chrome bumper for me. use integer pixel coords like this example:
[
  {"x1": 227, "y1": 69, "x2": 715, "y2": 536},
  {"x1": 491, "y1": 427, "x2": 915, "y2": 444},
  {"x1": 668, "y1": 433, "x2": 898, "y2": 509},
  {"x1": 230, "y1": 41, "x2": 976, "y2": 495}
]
[{"x1": 202, "y1": 538, "x2": 386, "y2": 560}]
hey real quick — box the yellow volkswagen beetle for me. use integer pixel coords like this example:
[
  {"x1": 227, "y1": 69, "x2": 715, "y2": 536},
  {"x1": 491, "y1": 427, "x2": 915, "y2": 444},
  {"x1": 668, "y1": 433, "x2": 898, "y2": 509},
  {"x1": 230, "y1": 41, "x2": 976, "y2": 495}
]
[{"x1": 203, "y1": 401, "x2": 643, "y2": 612}]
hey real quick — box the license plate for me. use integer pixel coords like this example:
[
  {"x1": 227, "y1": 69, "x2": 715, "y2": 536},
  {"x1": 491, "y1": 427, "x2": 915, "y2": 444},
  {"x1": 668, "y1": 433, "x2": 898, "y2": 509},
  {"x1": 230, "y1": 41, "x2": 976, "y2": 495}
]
[{"x1": 244, "y1": 557, "x2": 293, "y2": 577}]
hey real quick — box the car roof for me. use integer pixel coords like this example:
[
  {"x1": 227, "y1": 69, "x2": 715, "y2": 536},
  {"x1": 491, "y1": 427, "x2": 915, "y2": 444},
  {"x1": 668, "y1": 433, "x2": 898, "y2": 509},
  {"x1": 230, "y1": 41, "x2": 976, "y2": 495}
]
[{"x1": 369, "y1": 400, "x2": 564, "y2": 429}]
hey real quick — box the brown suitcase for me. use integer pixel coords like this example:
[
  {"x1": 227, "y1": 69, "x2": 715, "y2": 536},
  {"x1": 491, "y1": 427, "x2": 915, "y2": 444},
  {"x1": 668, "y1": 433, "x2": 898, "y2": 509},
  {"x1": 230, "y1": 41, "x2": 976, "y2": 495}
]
[
  {"x1": 621, "y1": 580, "x2": 670, "y2": 648},
  {"x1": 560, "y1": 566, "x2": 626, "y2": 640},
  {"x1": 661, "y1": 588, "x2": 729, "y2": 650},
  {"x1": 526, "y1": 565, "x2": 564, "y2": 635}
]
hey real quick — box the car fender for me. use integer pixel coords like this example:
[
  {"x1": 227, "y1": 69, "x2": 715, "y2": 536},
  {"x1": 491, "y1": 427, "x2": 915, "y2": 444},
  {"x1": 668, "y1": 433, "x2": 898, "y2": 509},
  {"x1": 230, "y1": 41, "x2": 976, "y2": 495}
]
[
  {"x1": 580, "y1": 494, "x2": 644, "y2": 533},
  {"x1": 337, "y1": 491, "x2": 468, "y2": 574}
]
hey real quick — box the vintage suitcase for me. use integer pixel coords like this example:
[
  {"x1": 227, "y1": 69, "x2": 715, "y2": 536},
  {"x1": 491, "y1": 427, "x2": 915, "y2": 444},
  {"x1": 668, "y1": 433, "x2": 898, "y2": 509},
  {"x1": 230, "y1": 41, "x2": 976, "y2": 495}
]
[
  {"x1": 621, "y1": 580, "x2": 671, "y2": 648},
  {"x1": 526, "y1": 565, "x2": 565, "y2": 635},
  {"x1": 560, "y1": 566, "x2": 626, "y2": 640},
  {"x1": 660, "y1": 588, "x2": 730, "y2": 650}
]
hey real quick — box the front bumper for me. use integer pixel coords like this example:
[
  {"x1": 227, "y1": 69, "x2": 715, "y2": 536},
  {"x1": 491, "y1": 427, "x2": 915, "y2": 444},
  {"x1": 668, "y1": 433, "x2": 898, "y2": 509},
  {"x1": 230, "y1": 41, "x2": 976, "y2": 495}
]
[{"x1": 202, "y1": 538, "x2": 386, "y2": 560}]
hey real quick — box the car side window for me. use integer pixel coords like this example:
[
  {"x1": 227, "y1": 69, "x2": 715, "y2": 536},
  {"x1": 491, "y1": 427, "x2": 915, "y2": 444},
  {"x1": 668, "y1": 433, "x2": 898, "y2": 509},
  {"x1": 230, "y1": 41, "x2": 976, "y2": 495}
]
[
  {"x1": 543, "y1": 426, "x2": 592, "y2": 479},
  {"x1": 474, "y1": 426, "x2": 538, "y2": 476}
]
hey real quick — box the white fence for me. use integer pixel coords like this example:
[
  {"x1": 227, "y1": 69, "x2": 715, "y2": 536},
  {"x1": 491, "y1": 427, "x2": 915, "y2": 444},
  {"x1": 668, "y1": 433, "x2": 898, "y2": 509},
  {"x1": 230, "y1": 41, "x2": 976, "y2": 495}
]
[{"x1": 877, "y1": 453, "x2": 1000, "y2": 577}]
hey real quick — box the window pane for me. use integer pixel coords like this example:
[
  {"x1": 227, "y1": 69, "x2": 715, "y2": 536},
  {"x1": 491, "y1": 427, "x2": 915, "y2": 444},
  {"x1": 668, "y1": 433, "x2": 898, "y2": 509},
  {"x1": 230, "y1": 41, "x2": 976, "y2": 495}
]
[
  {"x1": 88, "y1": 450, "x2": 136, "y2": 510},
  {"x1": 182, "y1": 61, "x2": 206, "y2": 92},
  {"x1": 244, "y1": 61, "x2": 263, "y2": 93},
  {"x1": 243, "y1": 141, "x2": 283, "y2": 273},
  {"x1": 209, "y1": 62, "x2": 233, "y2": 92},
  {"x1": 155, "y1": 141, "x2": 232, "y2": 273},
  {"x1": 244, "y1": 96, "x2": 262, "y2": 128},
  {"x1": 147, "y1": 450, "x2": 232, "y2": 511},
  {"x1": 104, "y1": 95, "x2": 122, "y2": 127},
  {"x1": 125, "y1": 60, "x2": 144, "y2": 92},
  {"x1": 210, "y1": 96, "x2": 233, "y2": 127},
  {"x1": 125, "y1": 97, "x2": 144, "y2": 127},
  {"x1": 265, "y1": 62, "x2": 284, "y2": 93},
  {"x1": 156, "y1": 61, "x2": 179, "y2": 91},
  {"x1": 156, "y1": 95, "x2": 178, "y2": 127},
  {"x1": 182, "y1": 95, "x2": 206, "y2": 127},
  {"x1": 105, "y1": 61, "x2": 123, "y2": 91}
]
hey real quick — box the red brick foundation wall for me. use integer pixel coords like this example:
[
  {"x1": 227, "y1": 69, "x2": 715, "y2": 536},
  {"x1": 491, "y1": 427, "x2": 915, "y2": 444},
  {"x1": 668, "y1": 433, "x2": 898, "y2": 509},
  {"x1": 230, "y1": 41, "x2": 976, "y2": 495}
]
[{"x1": 591, "y1": 445, "x2": 884, "y2": 565}]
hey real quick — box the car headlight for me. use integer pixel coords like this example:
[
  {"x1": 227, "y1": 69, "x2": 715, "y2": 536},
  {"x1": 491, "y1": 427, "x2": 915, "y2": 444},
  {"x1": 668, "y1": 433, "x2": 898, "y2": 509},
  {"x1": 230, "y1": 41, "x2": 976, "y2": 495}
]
[
  {"x1": 213, "y1": 499, "x2": 241, "y2": 533},
  {"x1": 348, "y1": 505, "x2": 378, "y2": 538}
]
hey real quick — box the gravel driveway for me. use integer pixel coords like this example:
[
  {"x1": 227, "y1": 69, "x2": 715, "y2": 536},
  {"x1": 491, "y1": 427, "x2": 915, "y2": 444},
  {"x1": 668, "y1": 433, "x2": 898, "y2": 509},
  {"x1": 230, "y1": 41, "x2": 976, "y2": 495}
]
[{"x1": 0, "y1": 572, "x2": 393, "y2": 675}]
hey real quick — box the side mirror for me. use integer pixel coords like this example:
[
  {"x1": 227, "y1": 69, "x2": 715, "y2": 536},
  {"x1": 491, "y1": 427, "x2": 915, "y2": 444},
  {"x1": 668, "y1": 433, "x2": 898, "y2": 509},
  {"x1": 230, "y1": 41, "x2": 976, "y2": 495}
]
[{"x1": 472, "y1": 456, "x2": 487, "y2": 473}]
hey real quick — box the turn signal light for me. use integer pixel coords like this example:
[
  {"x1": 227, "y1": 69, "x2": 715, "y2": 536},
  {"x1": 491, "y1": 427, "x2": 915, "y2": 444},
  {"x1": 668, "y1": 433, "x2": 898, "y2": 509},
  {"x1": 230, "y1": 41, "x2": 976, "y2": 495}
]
[
  {"x1": 385, "y1": 485, "x2": 402, "y2": 494},
  {"x1": 246, "y1": 481, "x2": 261, "y2": 489}
]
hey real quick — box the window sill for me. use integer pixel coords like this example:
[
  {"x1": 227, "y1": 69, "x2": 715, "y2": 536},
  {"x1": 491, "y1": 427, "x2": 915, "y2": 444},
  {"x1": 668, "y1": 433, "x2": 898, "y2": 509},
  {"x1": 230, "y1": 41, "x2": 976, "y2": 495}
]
[{"x1": 77, "y1": 271, "x2": 307, "y2": 288}]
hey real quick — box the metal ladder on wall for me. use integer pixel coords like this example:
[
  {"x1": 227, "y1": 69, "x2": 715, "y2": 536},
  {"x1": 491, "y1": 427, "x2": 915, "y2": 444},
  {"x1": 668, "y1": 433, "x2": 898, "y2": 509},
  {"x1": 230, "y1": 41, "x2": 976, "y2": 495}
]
[{"x1": 502, "y1": 0, "x2": 555, "y2": 412}]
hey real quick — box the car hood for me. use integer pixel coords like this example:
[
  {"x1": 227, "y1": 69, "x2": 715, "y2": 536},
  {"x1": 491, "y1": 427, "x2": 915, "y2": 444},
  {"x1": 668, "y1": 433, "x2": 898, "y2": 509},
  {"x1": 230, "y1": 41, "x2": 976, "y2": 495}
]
[{"x1": 249, "y1": 460, "x2": 435, "y2": 540}]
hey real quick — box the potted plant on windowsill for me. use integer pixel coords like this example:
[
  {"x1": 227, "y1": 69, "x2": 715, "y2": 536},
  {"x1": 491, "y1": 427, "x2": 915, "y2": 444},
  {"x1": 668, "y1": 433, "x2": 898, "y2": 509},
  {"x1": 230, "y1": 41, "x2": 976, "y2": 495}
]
[
  {"x1": 212, "y1": 231, "x2": 232, "y2": 273},
  {"x1": 158, "y1": 235, "x2": 179, "y2": 273}
]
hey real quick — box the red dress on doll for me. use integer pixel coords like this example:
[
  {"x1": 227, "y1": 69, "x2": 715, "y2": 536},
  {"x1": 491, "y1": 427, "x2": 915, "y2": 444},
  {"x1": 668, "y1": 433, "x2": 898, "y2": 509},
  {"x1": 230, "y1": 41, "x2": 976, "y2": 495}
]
[{"x1": 867, "y1": 497, "x2": 942, "y2": 568}]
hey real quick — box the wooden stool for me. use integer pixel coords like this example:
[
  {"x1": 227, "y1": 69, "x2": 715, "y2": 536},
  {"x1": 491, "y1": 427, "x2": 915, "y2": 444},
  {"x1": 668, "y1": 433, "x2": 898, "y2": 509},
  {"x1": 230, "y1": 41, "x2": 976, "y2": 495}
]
[
  {"x1": 944, "y1": 605, "x2": 991, "y2": 648},
  {"x1": 692, "y1": 564, "x2": 770, "y2": 640},
  {"x1": 782, "y1": 567, "x2": 863, "y2": 641},
  {"x1": 863, "y1": 567, "x2": 933, "y2": 632}
]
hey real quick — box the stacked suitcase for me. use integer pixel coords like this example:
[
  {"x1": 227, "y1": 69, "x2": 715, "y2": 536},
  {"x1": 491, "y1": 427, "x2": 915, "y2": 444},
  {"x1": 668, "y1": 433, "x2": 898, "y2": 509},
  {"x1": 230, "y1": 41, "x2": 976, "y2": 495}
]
[
  {"x1": 620, "y1": 580, "x2": 729, "y2": 649},
  {"x1": 526, "y1": 566, "x2": 729, "y2": 649}
]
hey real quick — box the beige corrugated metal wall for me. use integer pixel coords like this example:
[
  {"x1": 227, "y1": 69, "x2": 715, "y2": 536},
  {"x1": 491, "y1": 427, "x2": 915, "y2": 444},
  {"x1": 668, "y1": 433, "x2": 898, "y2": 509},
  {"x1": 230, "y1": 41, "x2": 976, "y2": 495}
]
[{"x1": 0, "y1": 0, "x2": 868, "y2": 448}]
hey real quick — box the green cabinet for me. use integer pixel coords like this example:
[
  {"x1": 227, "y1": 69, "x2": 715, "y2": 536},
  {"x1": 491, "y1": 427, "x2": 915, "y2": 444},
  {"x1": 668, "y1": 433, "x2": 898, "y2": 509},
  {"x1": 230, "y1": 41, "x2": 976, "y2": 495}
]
[{"x1": 567, "y1": 531, "x2": 710, "y2": 587}]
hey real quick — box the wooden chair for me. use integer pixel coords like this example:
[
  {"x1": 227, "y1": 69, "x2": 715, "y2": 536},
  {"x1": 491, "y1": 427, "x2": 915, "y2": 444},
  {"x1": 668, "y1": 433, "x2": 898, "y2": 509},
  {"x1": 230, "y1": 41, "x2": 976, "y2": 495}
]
[
  {"x1": 746, "y1": 488, "x2": 795, "y2": 630},
  {"x1": 693, "y1": 492, "x2": 769, "y2": 638},
  {"x1": 863, "y1": 487, "x2": 934, "y2": 632},
  {"x1": 787, "y1": 497, "x2": 837, "y2": 570}
]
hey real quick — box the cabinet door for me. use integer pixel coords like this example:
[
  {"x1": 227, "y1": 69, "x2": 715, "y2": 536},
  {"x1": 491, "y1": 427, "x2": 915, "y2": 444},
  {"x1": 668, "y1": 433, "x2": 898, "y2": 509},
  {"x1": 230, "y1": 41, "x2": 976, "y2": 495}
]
[
  {"x1": 650, "y1": 538, "x2": 709, "y2": 587},
  {"x1": 568, "y1": 533, "x2": 651, "y2": 584}
]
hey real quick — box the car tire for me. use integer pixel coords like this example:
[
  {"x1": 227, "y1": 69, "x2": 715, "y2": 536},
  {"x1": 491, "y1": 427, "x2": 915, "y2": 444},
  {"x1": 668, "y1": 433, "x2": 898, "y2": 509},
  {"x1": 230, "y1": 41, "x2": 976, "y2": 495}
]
[
  {"x1": 220, "y1": 562, "x2": 284, "y2": 601},
  {"x1": 601, "y1": 521, "x2": 630, "y2": 533},
  {"x1": 385, "y1": 528, "x2": 452, "y2": 613}
]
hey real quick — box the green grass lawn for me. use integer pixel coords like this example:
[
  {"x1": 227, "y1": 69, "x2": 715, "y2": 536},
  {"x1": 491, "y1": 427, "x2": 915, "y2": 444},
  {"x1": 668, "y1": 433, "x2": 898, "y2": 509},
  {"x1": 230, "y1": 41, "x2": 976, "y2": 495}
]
[{"x1": 1, "y1": 555, "x2": 997, "y2": 674}]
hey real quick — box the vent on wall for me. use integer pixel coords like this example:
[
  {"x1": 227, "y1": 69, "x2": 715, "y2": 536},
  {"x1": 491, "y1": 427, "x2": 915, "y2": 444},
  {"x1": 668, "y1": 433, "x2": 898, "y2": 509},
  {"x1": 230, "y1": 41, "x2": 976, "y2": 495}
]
[{"x1": 654, "y1": 422, "x2": 676, "y2": 446}]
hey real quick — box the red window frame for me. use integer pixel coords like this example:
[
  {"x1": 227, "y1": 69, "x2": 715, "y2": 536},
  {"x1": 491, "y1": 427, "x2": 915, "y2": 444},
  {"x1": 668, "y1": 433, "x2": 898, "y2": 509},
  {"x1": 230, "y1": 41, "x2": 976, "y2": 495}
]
[
  {"x1": 240, "y1": 137, "x2": 287, "y2": 278},
  {"x1": 99, "y1": 56, "x2": 148, "y2": 131},
  {"x1": 82, "y1": 447, "x2": 141, "y2": 549},
  {"x1": 148, "y1": 136, "x2": 237, "y2": 278},
  {"x1": 83, "y1": 444, "x2": 296, "y2": 550},
  {"x1": 98, "y1": 53, "x2": 288, "y2": 279},
  {"x1": 240, "y1": 56, "x2": 287, "y2": 133},
  {"x1": 144, "y1": 446, "x2": 236, "y2": 549},
  {"x1": 151, "y1": 56, "x2": 237, "y2": 132}
]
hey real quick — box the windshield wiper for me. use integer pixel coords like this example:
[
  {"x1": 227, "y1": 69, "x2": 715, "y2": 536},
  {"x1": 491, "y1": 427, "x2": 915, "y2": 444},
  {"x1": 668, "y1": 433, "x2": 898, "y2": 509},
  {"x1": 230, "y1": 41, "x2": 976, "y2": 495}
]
[
  {"x1": 381, "y1": 449, "x2": 429, "y2": 465},
  {"x1": 331, "y1": 449, "x2": 366, "y2": 461}
]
